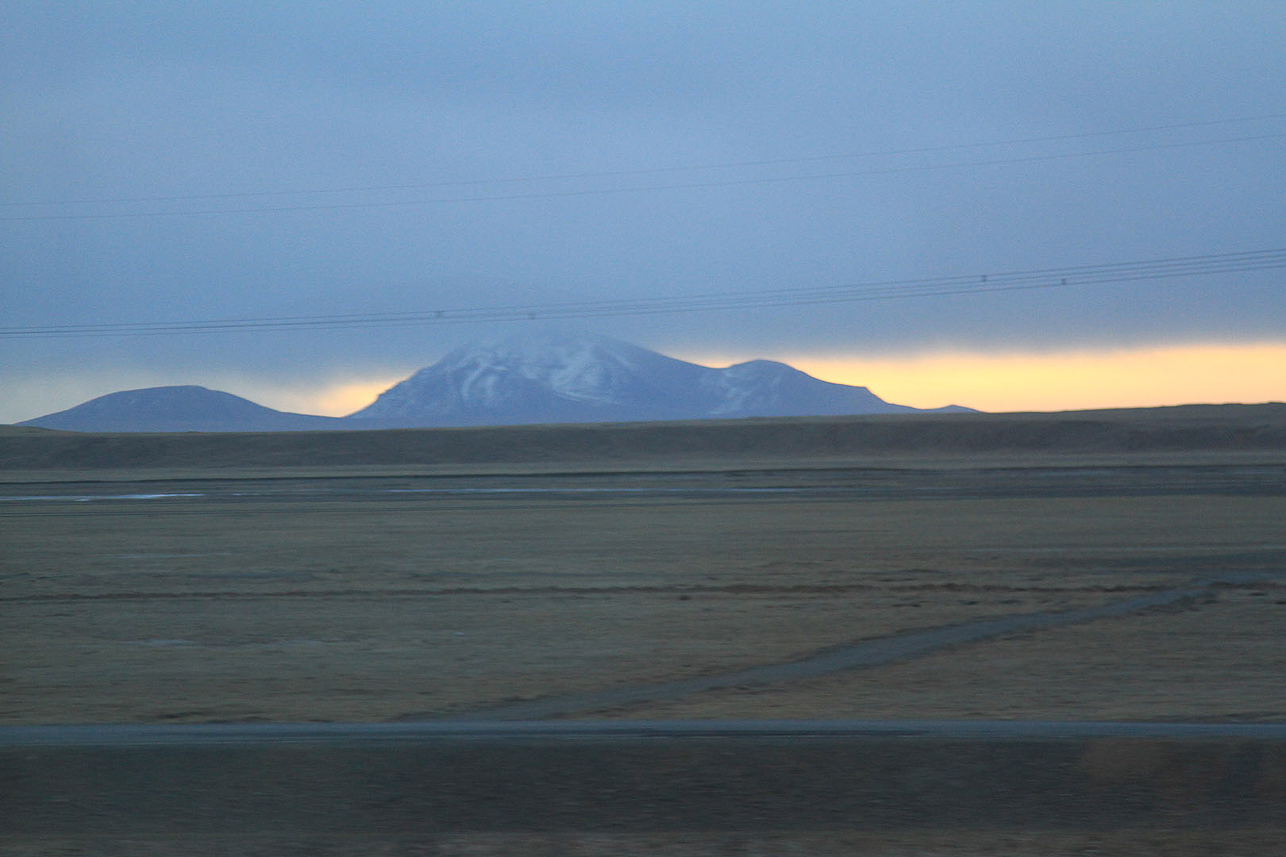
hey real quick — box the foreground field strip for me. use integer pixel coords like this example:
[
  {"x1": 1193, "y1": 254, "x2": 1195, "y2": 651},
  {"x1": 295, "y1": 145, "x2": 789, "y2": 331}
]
[
  {"x1": 0, "y1": 581, "x2": 1200, "y2": 604},
  {"x1": 6, "y1": 721, "x2": 1286, "y2": 846},
  {"x1": 432, "y1": 583, "x2": 1229, "y2": 721}
]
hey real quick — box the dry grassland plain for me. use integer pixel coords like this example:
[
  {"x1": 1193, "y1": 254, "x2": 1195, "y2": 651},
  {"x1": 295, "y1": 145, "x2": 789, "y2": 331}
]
[
  {"x1": 4, "y1": 411, "x2": 1286, "y2": 857},
  {"x1": 3, "y1": 407, "x2": 1285, "y2": 726}
]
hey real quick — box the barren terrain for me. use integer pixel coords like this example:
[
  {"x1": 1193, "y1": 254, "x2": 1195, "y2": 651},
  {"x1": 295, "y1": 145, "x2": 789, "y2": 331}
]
[
  {"x1": 3, "y1": 409, "x2": 1285, "y2": 854},
  {"x1": 3, "y1": 433, "x2": 1284, "y2": 725}
]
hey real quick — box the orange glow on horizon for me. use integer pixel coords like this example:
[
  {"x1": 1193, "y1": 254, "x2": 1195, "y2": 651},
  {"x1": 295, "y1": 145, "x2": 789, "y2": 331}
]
[
  {"x1": 685, "y1": 342, "x2": 1286, "y2": 412},
  {"x1": 234, "y1": 342, "x2": 1286, "y2": 419},
  {"x1": 306, "y1": 379, "x2": 404, "y2": 416},
  {"x1": 237, "y1": 376, "x2": 405, "y2": 417}
]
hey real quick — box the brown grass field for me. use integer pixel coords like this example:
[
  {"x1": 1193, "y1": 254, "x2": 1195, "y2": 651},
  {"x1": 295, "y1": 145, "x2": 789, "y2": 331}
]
[
  {"x1": 3, "y1": 406, "x2": 1285, "y2": 726},
  {"x1": 3, "y1": 408, "x2": 1286, "y2": 855}
]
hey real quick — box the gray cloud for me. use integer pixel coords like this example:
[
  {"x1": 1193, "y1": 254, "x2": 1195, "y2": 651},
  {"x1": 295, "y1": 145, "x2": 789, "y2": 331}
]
[{"x1": 3, "y1": 1, "x2": 1284, "y2": 420}]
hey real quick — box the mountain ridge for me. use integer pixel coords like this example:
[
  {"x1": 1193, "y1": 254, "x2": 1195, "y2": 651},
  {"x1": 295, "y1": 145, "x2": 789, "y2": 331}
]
[
  {"x1": 350, "y1": 331, "x2": 967, "y2": 427},
  {"x1": 17, "y1": 333, "x2": 971, "y2": 433}
]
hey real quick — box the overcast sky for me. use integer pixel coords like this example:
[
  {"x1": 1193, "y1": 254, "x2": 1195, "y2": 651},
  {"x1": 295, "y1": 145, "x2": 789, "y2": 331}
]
[{"x1": 4, "y1": 2, "x2": 1284, "y2": 420}]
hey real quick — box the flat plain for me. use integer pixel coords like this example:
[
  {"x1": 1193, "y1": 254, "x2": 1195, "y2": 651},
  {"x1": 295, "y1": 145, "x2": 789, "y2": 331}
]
[
  {"x1": 4, "y1": 409, "x2": 1286, "y2": 856},
  {"x1": 3, "y1": 406, "x2": 1285, "y2": 726}
]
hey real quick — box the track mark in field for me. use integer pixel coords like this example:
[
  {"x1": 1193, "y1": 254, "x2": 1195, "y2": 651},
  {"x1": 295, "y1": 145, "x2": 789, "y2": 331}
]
[{"x1": 428, "y1": 582, "x2": 1239, "y2": 722}]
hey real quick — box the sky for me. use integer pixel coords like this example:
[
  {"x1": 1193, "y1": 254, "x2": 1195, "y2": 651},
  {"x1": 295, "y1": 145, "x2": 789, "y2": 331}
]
[{"x1": 3, "y1": 1, "x2": 1284, "y2": 422}]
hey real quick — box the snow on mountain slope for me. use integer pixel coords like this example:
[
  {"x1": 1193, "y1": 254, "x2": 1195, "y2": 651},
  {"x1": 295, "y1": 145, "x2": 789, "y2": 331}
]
[
  {"x1": 17, "y1": 334, "x2": 971, "y2": 433},
  {"x1": 703, "y1": 359, "x2": 908, "y2": 417},
  {"x1": 348, "y1": 331, "x2": 954, "y2": 426}
]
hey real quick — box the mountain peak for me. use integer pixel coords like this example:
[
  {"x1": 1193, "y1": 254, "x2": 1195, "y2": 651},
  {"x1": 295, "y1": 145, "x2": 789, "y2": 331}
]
[
  {"x1": 437, "y1": 330, "x2": 676, "y2": 386},
  {"x1": 722, "y1": 359, "x2": 809, "y2": 380},
  {"x1": 350, "y1": 333, "x2": 929, "y2": 425},
  {"x1": 464, "y1": 328, "x2": 632, "y2": 353},
  {"x1": 18, "y1": 335, "x2": 972, "y2": 432}
]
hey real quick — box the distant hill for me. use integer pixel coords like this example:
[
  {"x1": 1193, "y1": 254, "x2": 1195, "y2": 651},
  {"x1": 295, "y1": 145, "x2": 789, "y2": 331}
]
[
  {"x1": 17, "y1": 386, "x2": 349, "y2": 433},
  {"x1": 350, "y1": 331, "x2": 970, "y2": 426},
  {"x1": 16, "y1": 333, "x2": 971, "y2": 433}
]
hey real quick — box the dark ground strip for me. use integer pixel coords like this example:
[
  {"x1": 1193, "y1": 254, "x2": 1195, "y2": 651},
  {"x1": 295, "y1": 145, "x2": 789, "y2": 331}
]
[
  {"x1": 0, "y1": 581, "x2": 1191, "y2": 604},
  {"x1": 5, "y1": 723, "x2": 1286, "y2": 837},
  {"x1": 4, "y1": 463, "x2": 1286, "y2": 502},
  {"x1": 7, "y1": 719, "x2": 1286, "y2": 749},
  {"x1": 426, "y1": 580, "x2": 1242, "y2": 721}
]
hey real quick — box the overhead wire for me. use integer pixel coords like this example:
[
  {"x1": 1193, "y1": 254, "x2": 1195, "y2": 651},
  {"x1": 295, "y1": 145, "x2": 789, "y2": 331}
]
[
  {"x1": 4, "y1": 248, "x2": 1282, "y2": 339},
  {"x1": 4, "y1": 132, "x2": 1284, "y2": 223},
  {"x1": 5, "y1": 111, "x2": 1284, "y2": 209}
]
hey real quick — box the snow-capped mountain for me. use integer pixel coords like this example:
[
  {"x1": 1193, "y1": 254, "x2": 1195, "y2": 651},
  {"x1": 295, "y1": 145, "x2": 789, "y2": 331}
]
[
  {"x1": 18, "y1": 386, "x2": 349, "y2": 433},
  {"x1": 15, "y1": 333, "x2": 971, "y2": 432},
  {"x1": 348, "y1": 331, "x2": 966, "y2": 426}
]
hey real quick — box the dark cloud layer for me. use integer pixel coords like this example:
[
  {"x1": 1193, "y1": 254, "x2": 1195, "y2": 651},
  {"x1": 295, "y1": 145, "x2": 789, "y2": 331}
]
[{"x1": 3, "y1": 2, "x2": 1284, "y2": 419}]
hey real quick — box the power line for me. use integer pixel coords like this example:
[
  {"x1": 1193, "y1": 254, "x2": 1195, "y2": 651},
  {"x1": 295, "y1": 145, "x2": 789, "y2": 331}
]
[
  {"x1": 4, "y1": 127, "x2": 1284, "y2": 223},
  {"x1": 6, "y1": 111, "x2": 1284, "y2": 210},
  {"x1": 5, "y1": 133, "x2": 1282, "y2": 223},
  {"x1": 4, "y1": 248, "x2": 1281, "y2": 339}
]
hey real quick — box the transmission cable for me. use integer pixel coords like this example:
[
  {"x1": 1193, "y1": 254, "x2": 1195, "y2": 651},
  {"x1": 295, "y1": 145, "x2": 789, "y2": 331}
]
[
  {"x1": 3, "y1": 248, "x2": 1281, "y2": 339},
  {"x1": 6, "y1": 111, "x2": 1283, "y2": 209},
  {"x1": 3, "y1": 131, "x2": 1284, "y2": 223}
]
